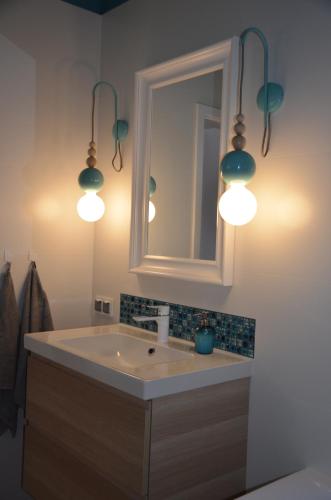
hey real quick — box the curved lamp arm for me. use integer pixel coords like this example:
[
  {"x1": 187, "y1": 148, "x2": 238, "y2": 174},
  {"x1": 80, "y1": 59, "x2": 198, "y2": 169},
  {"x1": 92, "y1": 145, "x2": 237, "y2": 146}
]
[
  {"x1": 238, "y1": 27, "x2": 271, "y2": 157},
  {"x1": 221, "y1": 26, "x2": 283, "y2": 171},
  {"x1": 91, "y1": 80, "x2": 127, "y2": 172}
]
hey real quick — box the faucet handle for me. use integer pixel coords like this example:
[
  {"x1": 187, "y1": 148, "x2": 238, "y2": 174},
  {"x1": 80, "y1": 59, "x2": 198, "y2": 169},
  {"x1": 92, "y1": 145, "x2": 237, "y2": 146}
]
[
  {"x1": 146, "y1": 305, "x2": 170, "y2": 316},
  {"x1": 158, "y1": 305, "x2": 170, "y2": 316}
]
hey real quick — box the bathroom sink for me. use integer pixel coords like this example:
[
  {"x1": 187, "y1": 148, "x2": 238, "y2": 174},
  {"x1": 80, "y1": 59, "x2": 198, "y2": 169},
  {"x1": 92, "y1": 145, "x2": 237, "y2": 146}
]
[
  {"x1": 24, "y1": 323, "x2": 252, "y2": 399},
  {"x1": 58, "y1": 332, "x2": 193, "y2": 368}
]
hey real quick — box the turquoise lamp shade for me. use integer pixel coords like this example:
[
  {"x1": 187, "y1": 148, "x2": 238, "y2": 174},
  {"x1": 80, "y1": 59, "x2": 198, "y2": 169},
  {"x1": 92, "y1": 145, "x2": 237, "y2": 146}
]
[
  {"x1": 220, "y1": 150, "x2": 256, "y2": 185},
  {"x1": 257, "y1": 82, "x2": 284, "y2": 113},
  {"x1": 112, "y1": 119, "x2": 129, "y2": 141},
  {"x1": 149, "y1": 176, "x2": 156, "y2": 196},
  {"x1": 78, "y1": 167, "x2": 104, "y2": 192}
]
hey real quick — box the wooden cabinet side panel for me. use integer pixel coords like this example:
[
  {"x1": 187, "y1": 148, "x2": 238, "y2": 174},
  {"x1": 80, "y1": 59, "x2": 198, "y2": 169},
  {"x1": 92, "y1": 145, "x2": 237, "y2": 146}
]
[
  {"x1": 149, "y1": 378, "x2": 250, "y2": 500},
  {"x1": 23, "y1": 425, "x2": 142, "y2": 500},
  {"x1": 25, "y1": 355, "x2": 151, "y2": 497}
]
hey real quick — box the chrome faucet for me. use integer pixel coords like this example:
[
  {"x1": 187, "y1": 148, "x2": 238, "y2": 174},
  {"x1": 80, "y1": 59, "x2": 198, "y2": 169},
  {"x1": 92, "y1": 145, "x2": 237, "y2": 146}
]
[{"x1": 133, "y1": 305, "x2": 170, "y2": 344}]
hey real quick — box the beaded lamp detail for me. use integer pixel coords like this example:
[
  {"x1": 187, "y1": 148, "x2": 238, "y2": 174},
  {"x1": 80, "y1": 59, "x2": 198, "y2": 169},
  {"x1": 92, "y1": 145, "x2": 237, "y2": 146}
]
[
  {"x1": 221, "y1": 114, "x2": 256, "y2": 185},
  {"x1": 78, "y1": 141, "x2": 104, "y2": 193}
]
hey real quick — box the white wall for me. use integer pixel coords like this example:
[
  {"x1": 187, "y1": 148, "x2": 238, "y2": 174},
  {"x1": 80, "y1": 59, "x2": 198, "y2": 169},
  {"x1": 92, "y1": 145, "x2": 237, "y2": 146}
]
[
  {"x1": 95, "y1": 0, "x2": 331, "y2": 489},
  {"x1": 0, "y1": 1, "x2": 101, "y2": 498}
]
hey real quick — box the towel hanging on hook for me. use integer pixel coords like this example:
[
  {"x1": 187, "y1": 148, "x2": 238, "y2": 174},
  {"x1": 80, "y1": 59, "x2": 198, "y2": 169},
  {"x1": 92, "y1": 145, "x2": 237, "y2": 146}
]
[
  {"x1": 0, "y1": 263, "x2": 19, "y2": 389},
  {"x1": 0, "y1": 262, "x2": 19, "y2": 436},
  {"x1": 15, "y1": 261, "x2": 53, "y2": 409}
]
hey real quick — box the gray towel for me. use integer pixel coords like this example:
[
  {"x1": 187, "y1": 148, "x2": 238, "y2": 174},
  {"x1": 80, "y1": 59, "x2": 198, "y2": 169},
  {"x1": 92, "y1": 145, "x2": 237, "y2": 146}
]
[
  {"x1": 0, "y1": 262, "x2": 19, "y2": 436},
  {"x1": 0, "y1": 262, "x2": 19, "y2": 389},
  {"x1": 0, "y1": 391, "x2": 18, "y2": 436},
  {"x1": 15, "y1": 262, "x2": 54, "y2": 409}
]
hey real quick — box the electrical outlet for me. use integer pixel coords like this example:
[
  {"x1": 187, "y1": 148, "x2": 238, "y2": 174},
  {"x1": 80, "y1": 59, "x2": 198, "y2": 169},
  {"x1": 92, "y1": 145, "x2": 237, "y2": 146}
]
[
  {"x1": 102, "y1": 297, "x2": 114, "y2": 316},
  {"x1": 94, "y1": 296, "x2": 114, "y2": 316},
  {"x1": 94, "y1": 298, "x2": 102, "y2": 313},
  {"x1": 102, "y1": 301, "x2": 111, "y2": 314}
]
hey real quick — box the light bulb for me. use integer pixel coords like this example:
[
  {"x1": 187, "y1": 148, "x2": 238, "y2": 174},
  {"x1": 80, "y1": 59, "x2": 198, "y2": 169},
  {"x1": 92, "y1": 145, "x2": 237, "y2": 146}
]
[
  {"x1": 148, "y1": 200, "x2": 156, "y2": 223},
  {"x1": 77, "y1": 192, "x2": 105, "y2": 222},
  {"x1": 219, "y1": 184, "x2": 257, "y2": 226}
]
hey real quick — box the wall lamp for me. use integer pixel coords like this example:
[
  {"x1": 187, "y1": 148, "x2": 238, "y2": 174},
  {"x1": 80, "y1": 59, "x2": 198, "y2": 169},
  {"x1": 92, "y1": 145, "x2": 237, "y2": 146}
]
[
  {"x1": 219, "y1": 27, "x2": 284, "y2": 226},
  {"x1": 77, "y1": 81, "x2": 128, "y2": 222}
]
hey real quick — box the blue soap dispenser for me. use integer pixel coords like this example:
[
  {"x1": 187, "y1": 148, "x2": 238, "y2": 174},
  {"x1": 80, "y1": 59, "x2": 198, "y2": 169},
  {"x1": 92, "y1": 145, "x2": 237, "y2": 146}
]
[{"x1": 195, "y1": 312, "x2": 215, "y2": 354}]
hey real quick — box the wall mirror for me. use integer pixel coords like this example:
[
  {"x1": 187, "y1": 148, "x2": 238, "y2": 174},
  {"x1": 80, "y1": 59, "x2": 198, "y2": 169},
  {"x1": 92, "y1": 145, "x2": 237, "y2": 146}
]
[{"x1": 130, "y1": 38, "x2": 239, "y2": 285}]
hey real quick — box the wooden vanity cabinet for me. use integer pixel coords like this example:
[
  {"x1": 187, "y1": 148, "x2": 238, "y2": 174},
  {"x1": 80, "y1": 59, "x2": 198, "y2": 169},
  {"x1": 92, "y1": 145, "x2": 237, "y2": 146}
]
[{"x1": 23, "y1": 354, "x2": 250, "y2": 500}]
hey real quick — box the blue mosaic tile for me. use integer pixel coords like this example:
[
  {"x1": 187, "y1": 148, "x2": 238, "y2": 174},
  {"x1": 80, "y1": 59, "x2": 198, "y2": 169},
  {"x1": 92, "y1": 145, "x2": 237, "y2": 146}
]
[{"x1": 120, "y1": 294, "x2": 255, "y2": 358}]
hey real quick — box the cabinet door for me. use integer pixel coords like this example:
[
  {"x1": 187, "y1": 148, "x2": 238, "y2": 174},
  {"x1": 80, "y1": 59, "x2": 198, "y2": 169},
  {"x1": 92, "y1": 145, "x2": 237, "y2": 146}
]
[
  {"x1": 23, "y1": 424, "x2": 137, "y2": 500},
  {"x1": 23, "y1": 355, "x2": 151, "y2": 499},
  {"x1": 149, "y1": 378, "x2": 250, "y2": 499}
]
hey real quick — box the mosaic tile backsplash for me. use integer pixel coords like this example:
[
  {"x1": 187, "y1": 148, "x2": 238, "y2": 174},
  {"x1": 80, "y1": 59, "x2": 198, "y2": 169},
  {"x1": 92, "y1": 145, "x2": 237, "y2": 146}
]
[{"x1": 120, "y1": 294, "x2": 255, "y2": 358}]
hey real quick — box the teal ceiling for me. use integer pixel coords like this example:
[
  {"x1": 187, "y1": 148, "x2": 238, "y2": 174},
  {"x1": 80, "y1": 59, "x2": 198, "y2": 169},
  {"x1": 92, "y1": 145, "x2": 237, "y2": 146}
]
[{"x1": 61, "y1": 0, "x2": 129, "y2": 14}]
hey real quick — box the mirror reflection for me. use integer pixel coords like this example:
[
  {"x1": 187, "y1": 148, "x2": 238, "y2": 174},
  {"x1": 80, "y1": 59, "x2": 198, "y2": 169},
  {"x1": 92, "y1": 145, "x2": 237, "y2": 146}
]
[{"x1": 147, "y1": 70, "x2": 222, "y2": 260}]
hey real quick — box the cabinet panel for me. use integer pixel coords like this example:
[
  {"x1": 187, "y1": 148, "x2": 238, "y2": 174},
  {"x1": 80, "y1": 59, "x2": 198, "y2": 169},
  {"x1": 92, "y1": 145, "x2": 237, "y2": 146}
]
[
  {"x1": 23, "y1": 425, "x2": 139, "y2": 500},
  {"x1": 149, "y1": 379, "x2": 250, "y2": 499},
  {"x1": 162, "y1": 469, "x2": 246, "y2": 500},
  {"x1": 23, "y1": 355, "x2": 249, "y2": 500},
  {"x1": 25, "y1": 355, "x2": 150, "y2": 498}
]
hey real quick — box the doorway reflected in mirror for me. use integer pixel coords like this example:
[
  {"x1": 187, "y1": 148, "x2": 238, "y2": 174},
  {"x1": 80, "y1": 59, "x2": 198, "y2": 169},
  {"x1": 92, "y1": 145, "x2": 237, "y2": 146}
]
[{"x1": 147, "y1": 70, "x2": 222, "y2": 261}]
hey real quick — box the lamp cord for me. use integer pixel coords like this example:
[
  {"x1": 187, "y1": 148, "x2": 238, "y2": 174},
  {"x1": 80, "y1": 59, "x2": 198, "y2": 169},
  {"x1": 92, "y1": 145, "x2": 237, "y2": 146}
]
[
  {"x1": 112, "y1": 141, "x2": 123, "y2": 173},
  {"x1": 239, "y1": 28, "x2": 271, "y2": 157},
  {"x1": 91, "y1": 80, "x2": 123, "y2": 172}
]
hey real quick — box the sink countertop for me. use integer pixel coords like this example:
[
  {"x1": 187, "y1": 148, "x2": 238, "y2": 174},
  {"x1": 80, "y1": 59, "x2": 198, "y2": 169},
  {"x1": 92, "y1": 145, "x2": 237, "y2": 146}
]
[{"x1": 24, "y1": 323, "x2": 253, "y2": 399}]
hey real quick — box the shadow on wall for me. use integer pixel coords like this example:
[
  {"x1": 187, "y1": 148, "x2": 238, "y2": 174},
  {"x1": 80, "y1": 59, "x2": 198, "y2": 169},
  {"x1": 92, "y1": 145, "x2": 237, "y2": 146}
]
[
  {"x1": 247, "y1": 369, "x2": 306, "y2": 482},
  {"x1": 0, "y1": 33, "x2": 36, "y2": 251},
  {"x1": 137, "y1": 274, "x2": 233, "y2": 312}
]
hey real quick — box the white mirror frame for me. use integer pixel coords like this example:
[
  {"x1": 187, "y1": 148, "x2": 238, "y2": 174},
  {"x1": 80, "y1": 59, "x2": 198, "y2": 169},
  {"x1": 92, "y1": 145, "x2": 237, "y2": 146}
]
[{"x1": 129, "y1": 37, "x2": 239, "y2": 285}]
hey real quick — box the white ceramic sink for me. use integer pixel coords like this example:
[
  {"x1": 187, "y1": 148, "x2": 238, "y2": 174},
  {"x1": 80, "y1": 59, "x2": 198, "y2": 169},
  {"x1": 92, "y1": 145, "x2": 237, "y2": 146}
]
[
  {"x1": 59, "y1": 332, "x2": 193, "y2": 368},
  {"x1": 24, "y1": 323, "x2": 253, "y2": 399}
]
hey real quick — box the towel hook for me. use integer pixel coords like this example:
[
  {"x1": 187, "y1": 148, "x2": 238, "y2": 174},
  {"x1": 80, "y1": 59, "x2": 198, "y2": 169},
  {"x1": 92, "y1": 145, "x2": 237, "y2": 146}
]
[
  {"x1": 3, "y1": 249, "x2": 11, "y2": 263},
  {"x1": 27, "y1": 250, "x2": 37, "y2": 263}
]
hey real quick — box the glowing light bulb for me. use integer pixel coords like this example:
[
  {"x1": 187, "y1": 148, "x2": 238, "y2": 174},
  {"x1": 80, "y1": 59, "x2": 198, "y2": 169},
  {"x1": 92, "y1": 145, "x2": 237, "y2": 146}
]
[
  {"x1": 77, "y1": 192, "x2": 105, "y2": 222},
  {"x1": 219, "y1": 184, "x2": 257, "y2": 226},
  {"x1": 148, "y1": 200, "x2": 156, "y2": 223}
]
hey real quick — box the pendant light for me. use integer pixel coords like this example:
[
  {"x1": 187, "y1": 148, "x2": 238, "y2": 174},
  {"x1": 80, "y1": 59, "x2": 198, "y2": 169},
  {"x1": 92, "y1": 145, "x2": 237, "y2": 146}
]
[
  {"x1": 219, "y1": 27, "x2": 284, "y2": 226},
  {"x1": 77, "y1": 81, "x2": 128, "y2": 222}
]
